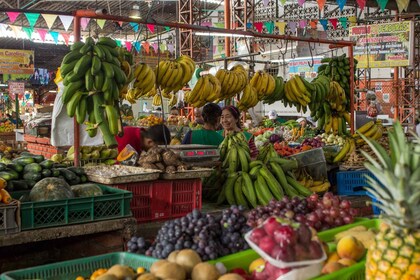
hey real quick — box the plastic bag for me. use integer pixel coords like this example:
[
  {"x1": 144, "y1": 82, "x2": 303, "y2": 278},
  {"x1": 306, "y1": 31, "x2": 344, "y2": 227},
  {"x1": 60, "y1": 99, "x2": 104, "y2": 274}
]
[{"x1": 117, "y1": 144, "x2": 139, "y2": 166}]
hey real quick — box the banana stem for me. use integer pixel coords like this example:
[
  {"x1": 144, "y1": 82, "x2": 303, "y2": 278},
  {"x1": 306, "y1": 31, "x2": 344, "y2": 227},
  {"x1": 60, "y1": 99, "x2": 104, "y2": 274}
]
[{"x1": 92, "y1": 94, "x2": 118, "y2": 148}]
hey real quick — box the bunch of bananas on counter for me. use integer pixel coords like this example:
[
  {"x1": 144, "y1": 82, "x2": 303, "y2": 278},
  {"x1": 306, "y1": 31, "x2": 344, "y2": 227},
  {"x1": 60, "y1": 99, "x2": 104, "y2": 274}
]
[
  {"x1": 215, "y1": 65, "x2": 248, "y2": 101},
  {"x1": 249, "y1": 70, "x2": 275, "y2": 100},
  {"x1": 184, "y1": 74, "x2": 221, "y2": 108},
  {"x1": 332, "y1": 138, "x2": 356, "y2": 163},
  {"x1": 295, "y1": 168, "x2": 331, "y2": 193},
  {"x1": 353, "y1": 120, "x2": 383, "y2": 146},
  {"x1": 261, "y1": 76, "x2": 285, "y2": 105},
  {"x1": 155, "y1": 55, "x2": 196, "y2": 93},
  {"x1": 283, "y1": 75, "x2": 313, "y2": 113},
  {"x1": 60, "y1": 37, "x2": 129, "y2": 147}
]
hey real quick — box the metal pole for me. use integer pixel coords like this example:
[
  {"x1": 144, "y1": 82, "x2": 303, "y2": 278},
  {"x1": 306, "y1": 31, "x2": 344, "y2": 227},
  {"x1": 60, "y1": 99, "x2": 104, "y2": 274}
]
[
  {"x1": 224, "y1": 0, "x2": 231, "y2": 57},
  {"x1": 349, "y1": 45, "x2": 355, "y2": 134},
  {"x1": 394, "y1": 67, "x2": 399, "y2": 121},
  {"x1": 196, "y1": 52, "x2": 260, "y2": 64},
  {"x1": 73, "y1": 15, "x2": 81, "y2": 167}
]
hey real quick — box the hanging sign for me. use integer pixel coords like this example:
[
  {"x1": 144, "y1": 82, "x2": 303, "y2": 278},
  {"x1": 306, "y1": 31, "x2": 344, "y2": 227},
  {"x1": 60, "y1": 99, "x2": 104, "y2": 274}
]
[
  {"x1": 9, "y1": 82, "x2": 25, "y2": 97},
  {"x1": 0, "y1": 49, "x2": 35, "y2": 74},
  {"x1": 349, "y1": 21, "x2": 414, "y2": 68},
  {"x1": 288, "y1": 57, "x2": 323, "y2": 81}
]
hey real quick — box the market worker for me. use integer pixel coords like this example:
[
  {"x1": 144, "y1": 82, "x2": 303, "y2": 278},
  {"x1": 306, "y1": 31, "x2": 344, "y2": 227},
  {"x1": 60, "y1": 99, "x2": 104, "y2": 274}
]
[
  {"x1": 116, "y1": 124, "x2": 171, "y2": 154},
  {"x1": 170, "y1": 106, "x2": 180, "y2": 117},
  {"x1": 182, "y1": 103, "x2": 224, "y2": 145},
  {"x1": 218, "y1": 105, "x2": 258, "y2": 158},
  {"x1": 296, "y1": 117, "x2": 307, "y2": 128},
  {"x1": 268, "y1": 110, "x2": 286, "y2": 124},
  {"x1": 194, "y1": 107, "x2": 205, "y2": 125}
]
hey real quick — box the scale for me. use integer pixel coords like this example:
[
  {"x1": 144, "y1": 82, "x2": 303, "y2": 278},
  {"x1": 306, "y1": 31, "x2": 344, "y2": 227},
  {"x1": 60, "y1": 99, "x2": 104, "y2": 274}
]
[{"x1": 162, "y1": 144, "x2": 220, "y2": 168}]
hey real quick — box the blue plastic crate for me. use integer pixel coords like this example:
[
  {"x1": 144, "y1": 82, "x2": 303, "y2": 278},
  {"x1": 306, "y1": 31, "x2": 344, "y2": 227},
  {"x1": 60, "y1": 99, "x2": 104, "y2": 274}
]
[
  {"x1": 336, "y1": 170, "x2": 381, "y2": 196},
  {"x1": 367, "y1": 193, "x2": 382, "y2": 215}
]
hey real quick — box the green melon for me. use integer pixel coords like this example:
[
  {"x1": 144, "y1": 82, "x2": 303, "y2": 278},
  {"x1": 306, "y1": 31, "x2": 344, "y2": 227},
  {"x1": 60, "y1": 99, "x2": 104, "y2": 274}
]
[{"x1": 29, "y1": 178, "x2": 74, "y2": 202}]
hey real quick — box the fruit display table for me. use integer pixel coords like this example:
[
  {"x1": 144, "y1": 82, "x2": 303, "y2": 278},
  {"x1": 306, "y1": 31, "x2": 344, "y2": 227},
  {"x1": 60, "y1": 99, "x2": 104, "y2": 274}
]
[
  {"x1": 0, "y1": 217, "x2": 137, "y2": 272},
  {"x1": 23, "y1": 134, "x2": 68, "y2": 159}
]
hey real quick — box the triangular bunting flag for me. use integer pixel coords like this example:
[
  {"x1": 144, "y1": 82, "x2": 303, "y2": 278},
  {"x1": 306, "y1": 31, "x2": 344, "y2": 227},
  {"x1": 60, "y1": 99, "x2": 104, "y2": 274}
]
[
  {"x1": 254, "y1": 22, "x2": 263, "y2": 32},
  {"x1": 280, "y1": 0, "x2": 287, "y2": 5},
  {"x1": 115, "y1": 39, "x2": 121, "y2": 47},
  {"x1": 329, "y1": 18, "x2": 338, "y2": 29},
  {"x1": 49, "y1": 31, "x2": 59, "y2": 44},
  {"x1": 59, "y1": 15, "x2": 73, "y2": 31},
  {"x1": 339, "y1": 17, "x2": 348, "y2": 29},
  {"x1": 61, "y1": 33, "x2": 70, "y2": 46},
  {"x1": 118, "y1": 21, "x2": 123, "y2": 27},
  {"x1": 7, "y1": 12, "x2": 20, "y2": 23},
  {"x1": 298, "y1": 0, "x2": 306, "y2": 6},
  {"x1": 9, "y1": 25, "x2": 21, "y2": 38},
  {"x1": 42, "y1": 14, "x2": 57, "y2": 29},
  {"x1": 288, "y1": 21, "x2": 297, "y2": 34},
  {"x1": 97, "y1": 19, "x2": 106, "y2": 29},
  {"x1": 25, "y1": 13, "x2": 40, "y2": 28},
  {"x1": 217, "y1": 44, "x2": 224, "y2": 53},
  {"x1": 396, "y1": 0, "x2": 410, "y2": 12},
  {"x1": 214, "y1": 22, "x2": 224, "y2": 28},
  {"x1": 356, "y1": 0, "x2": 366, "y2": 9},
  {"x1": 348, "y1": 16, "x2": 357, "y2": 27},
  {"x1": 299, "y1": 20, "x2": 307, "y2": 29},
  {"x1": 264, "y1": 22, "x2": 274, "y2": 34},
  {"x1": 376, "y1": 0, "x2": 388, "y2": 11},
  {"x1": 337, "y1": 0, "x2": 347, "y2": 11},
  {"x1": 319, "y1": 19, "x2": 328, "y2": 31},
  {"x1": 125, "y1": 41, "x2": 132, "y2": 52},
  {"x1": 167, "y1": 44, "x2": 174, "y2": 53},
  {"x1": 213, "y1": 45, "x2": 217, "y2": 54},
  {"x1": 164, "y1": 26, "x2": 170, "y2": 31},
  {"x1": 80, "y1": 18, "x2": 90, "y2": 31},
  {"x1": 263, "y1": 0, "x2": 270, "y2": 6},
  {"x1": 152, "y1": 43, "x2": 158, "y2": 53},
  {"x1": 160, "y1": 43, "x2": 166, "y2": 52},
  {"x1": 310, "y1": 20, "x2": 318, "y2": 29},
  {"x1": 147, "y1": 24, "x2": 155, "y2": 33},
  {"x1": 142, "y1": 42, "x2": 150, "y2": 53},
  {"x1": 133, "y1": 41, "x2": 141, "y2": 52},
  {"x1": 246, "y1": 22, "x2": 252, "y2": 29},
  {"x1": 22, "y1": 27, "x2": 34, "y2": 39},
  {"x1": 317, "y1": 0, "x2": 326, "y2": 10},
  {"x1": 201, "y1": 22, "x2": 212, "y2": 27},
  {"x1": 275, "y1": 21, "x2": 287, "y2": 35},
  {"x1": 37, "y1": 29, "x2": 48, "y2": 41},
  {"x1": 130, "y1": 22, "x2": 139, "y2": 32}
]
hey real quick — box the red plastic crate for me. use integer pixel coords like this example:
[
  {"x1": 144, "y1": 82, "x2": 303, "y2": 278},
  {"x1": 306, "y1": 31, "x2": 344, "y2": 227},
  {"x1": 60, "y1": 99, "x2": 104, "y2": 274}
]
[{"x1": 114, "y1": 179, "x2": 202, "y2": 223}]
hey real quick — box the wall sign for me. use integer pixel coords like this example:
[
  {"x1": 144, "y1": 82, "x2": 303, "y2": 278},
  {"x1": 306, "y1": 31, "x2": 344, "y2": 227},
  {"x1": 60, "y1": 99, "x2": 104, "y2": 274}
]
[
  {"x1": 288, "y1": 57, "x2": 322, "y2": 81},
  {"x1": 8, "y1": 82, "x2": 25, "y2": 99},
  {"x1": 350, "y1": 21, "x2": 414, "y2": 68},
  {"x1": 0, "y1": 49, "x2": 35, "y2": 74}
]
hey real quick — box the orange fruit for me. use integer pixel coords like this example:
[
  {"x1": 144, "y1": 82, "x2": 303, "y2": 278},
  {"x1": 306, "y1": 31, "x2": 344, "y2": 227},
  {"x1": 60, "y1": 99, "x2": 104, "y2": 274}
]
[{"x1": 248, "y1": 258, "x2": 266, "y2": 273}]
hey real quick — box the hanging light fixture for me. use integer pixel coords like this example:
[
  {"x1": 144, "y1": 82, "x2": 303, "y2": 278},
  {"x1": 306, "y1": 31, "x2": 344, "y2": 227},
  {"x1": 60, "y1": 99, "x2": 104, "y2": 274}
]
[{"x1": 129, "y1": 4, "x2": 141, "y2": 19}]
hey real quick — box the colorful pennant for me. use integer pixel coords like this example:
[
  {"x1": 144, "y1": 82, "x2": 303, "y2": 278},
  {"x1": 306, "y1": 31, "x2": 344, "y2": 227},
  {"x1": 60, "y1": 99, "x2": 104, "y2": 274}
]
[
  {"x1": 22, "y1": 27, "x2": 34, "y2": 39},
  {"x1": 115, "y1": 39, "x2": 122, "y2": 47},
  {"x1": 299, "y1": 20, "x2": 307, "y2": 29},
  {"x1": 337, "y1": 0, "x2": 347, "y2": 11},
  {"x1": 317, "y1": 0, "x2": 326, "y2": 11},
  {"x1": 164, "y1": 26, "x2": 170, "y2": 31},
  {"x1": 167, "y1": 44, "x2": 174, "y2": 53},
  {"x1": 41, "y1": 14, "x2": 57, "y2": 30},
  {"x1": 288, "y1": 21, "x2": 297, "y2": 34},
  {"x1": 264, "y1": 22, "x2": 274, "y2": 34},
  {"x1": 152, "y1": 43, "x2": 158, "y2": 53},
  {"x1": 59, "y1": 15, "x2": 73, "y2": 31},
  {"x1": 7, "y1": 12, "x2": 20, "y2": 23},
  {"x1": 263, "y1": 0, "x2": 270, "y2": 6},
  {"x1": 25, "y1": 13, "x2": 40, "y2": 28},
  {"x1": 125, "y1": 41, "x2": 132, "y2": 52},
  {"x1": 214, "y1": 22, "x2": 224, "y2": 28},
  {"x1": 49, "y1": 31, "x2": 59, "y2": 44},
  {"x1": 130, "y1": 22, "x2": 139, "y2": 32},
  {"x1": 356, "y1": 0, "x2": 366, "y2": 10},
  {"x1": 61, "y1": 33, "x2": 70, "y2": 46},
  {"x1": 10, "y1": 25, "x2": 21, "y2": 38},
  {"x1": 159, "y1": 44, "x2": 166, "y2": 52},
  {"x1": 275, "y1": 21, "x2": 286, "y2": 35},
  {"x1": 147, "y1": 24, "x2": 155, "y2": 33},
  {"x1": 298, "y1": 0, "x2": 306, "y2": 6},
  {"x1": 37, "y1": 29, "x2": 48, "y2": 41},
  {"x1": 142, "y1": 41, "x2": 150, "y2": 53},
  {"x1": 396, "y1": 0, "x2": 410, "y2": 12},
  {"x1": 339, "y1": 17, "x2": 348, "y2": 29},
  {"x1": 96, "y1": 19, "x2": 106, "y2": 29},
  {"x1": 310, "y1": 20, "x2": 318, "y2": 29},
  {"x1": 201, "y1": 21, "x2": 212, "y2": 27},
  {"x1": 246, "y1": 22, "x2": 252, "y2": 29},
  {"x1": 134, "y1": 41, "x2": 141, "y2": 52},
  {"x1": 254, "y1": 22, "x2": 263, "y2": 33},
  {"x1": 80, "y1": 18, "x2": 90, "y2": 31},
  {"x1": 319, "y1": 19, "x2": 328, "y2": 31},
  {"x1": 329, "y1": 18, "x2": 338, "y2": 29},
  {"x1": 376, "y1": 0, "x2": 388, "y2": 11}
]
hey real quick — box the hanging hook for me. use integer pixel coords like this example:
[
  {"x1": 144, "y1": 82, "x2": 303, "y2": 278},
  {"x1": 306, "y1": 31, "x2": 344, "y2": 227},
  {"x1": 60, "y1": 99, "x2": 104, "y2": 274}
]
[{"x1": 307, "y1": 42, "x2": 314, "y2": 67}]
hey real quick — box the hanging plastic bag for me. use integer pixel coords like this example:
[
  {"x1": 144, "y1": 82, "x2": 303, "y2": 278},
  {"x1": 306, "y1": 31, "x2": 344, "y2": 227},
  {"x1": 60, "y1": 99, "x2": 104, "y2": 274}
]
[{"x1": 116, "y1": 144, "x2": 139, "y2": 166}]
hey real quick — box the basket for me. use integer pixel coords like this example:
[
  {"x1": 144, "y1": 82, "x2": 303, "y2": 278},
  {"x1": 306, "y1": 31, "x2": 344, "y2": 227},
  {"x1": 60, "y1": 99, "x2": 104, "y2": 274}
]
[
  {"x1": 0, "y1": 132, "x2": 15, "y2": 142},
  {"x1": 84, "y1": 165, "x2": 161, "y2": 184},
  {"x1": 0, "y1": 200, "x2": 20, "y2": 235},
  {"x1": 290, "y1": 148, "x2": 327, "y2": 181},
  {"x1": 12, "y1": 185, "x2": 132, "y2": 230},
  {"x1": 366, "y1": 193, "x2": 382, "y2": 215},
  {"x1": 0, "y1": 252, "x2": 158, "y2": 280},
  {"x1": 336, "y1": 170, "x2": 382, "y2": 196},
  {"x1": 114, "y1": 179, "x2": 202, "y2": 223}
]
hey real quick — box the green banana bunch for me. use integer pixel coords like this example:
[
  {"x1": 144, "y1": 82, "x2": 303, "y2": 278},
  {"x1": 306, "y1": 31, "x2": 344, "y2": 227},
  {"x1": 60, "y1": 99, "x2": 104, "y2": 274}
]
[{"x1": 60, "y1": 36, "x2": 129, "y2": 147}]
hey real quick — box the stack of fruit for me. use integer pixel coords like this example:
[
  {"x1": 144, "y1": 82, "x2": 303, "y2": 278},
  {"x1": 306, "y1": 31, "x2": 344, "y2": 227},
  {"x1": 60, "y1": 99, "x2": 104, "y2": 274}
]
[
  {"x1": 218, "y1": 134, "x2": 311, "y2": 208},
  {"x1": 137, "y1": 115, "x2": 163, "y2": 127},
  {"x1": 246, "y1": 218, "x2": 325, "y2": 280},
  {"x1": 283, "y1": 75, "x2": 313, "y2": 113},
  {"x1": 215, "y1": 65, "x2": 248, "y2": 99},
  {"x1": 0, "y1": 120, "x2": 14, "y2": 132},
  {"x1": 60, "y1": 37, "x2": 130, "y2": 147},
  {"x1": 247, "y1": 193, "x2": 358, "y2": 231},
  {"x1": 294, "y1": 168, "x2": 331, "y2": 193},
  {"x1": 0, "y1": 179, "x2": 12, "y2": 205},
  {"x1": 184, "y1": 74, "x2": 221, "y2": 108},
  {"x1": 124, "y1": 63, "x2": 155, "y2": 103},
  {"x1": 62, "y1": 145, "x2": 118, "y2": 165},
  {"x1": 156, "y1": 55, "x2": 196, "y2": 94},
  {"x1": 353, "y1": 120, "x2": 383, "y2": 146}
]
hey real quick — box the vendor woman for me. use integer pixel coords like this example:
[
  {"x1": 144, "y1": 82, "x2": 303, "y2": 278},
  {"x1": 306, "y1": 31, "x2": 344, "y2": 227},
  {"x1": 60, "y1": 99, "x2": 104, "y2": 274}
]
[
  {"x1": 182, "y1": 103, "x2": 224, "y2": 146},
  {"x1": 117, "y1": 124, "x2": 171, "y2": 154},
  {"x1": 218, "y1": 105, "x2": 258, "y2": 158}
]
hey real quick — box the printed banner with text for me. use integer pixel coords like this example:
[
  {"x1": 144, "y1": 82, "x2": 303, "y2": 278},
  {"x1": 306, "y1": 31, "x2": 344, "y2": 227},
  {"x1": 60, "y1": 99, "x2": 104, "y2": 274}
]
[
  {"x1": 288, "y1": 57, "x2": 322, "y2": 81},
  {"x1": 349, "y1": 21, "x2": 413, "y2": 68},
  {"x1": 0, "y1": 49, "x2": 35, "y2": 74}
]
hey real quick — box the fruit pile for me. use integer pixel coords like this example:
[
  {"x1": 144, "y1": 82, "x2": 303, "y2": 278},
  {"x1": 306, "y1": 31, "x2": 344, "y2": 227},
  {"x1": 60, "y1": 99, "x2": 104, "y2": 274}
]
[
  {"x1": 0, "y1": 142, "x2": 25, "y2": 160},
  {"x1": 272, "y1": 142, "x2": 301, "y2": 157},
  {"x1": 129, "y1": 207, "x2": 251, "y2": 261},
  {"x1": 137, "y1": 115, "x2": 163, "y2": 127},
  {"x1": 64, "y1": 145, "x2": 118, "y2": 164},
  {"x1": 352, "y1": 120, "x2": 383, "y2": 146},
  {"x1": 124, "y1": 63, "x2": 155, "y2": 103},
  {"x1": 218, "y1": 134, "x2": 311, "y2": 208},
  {"x1": 60, "y1": 37, "x2": 131, "y2": 147},
  {"x1": 247, "y1": 218, "x2": 325, "y2": 264},
  {"x1": 294, "y1": 168, "x2": 331, "y2": 193},
  {"x1": 0, "y1": 120, "x2": 14, "y2": 132},
  {"x1": 156, "y1": 56, "x2": 196, "y2": 95},
  {"x1": 247, "y1": 193, "x2": 358, "y2": 231}
]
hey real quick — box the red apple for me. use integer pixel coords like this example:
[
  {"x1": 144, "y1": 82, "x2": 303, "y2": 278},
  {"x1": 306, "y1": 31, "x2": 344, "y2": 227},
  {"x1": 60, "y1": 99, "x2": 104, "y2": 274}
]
[
  {"x1": 263, "y1": 217, "x2": 281, "y2": 237},
  {"x1": 250, "y1": 227, "x2": 266, "y2": 245},
  {"x1": 258, "y1": 236, "x2": 276, "y2": 255},
  {"x1": 273, "y1": 225, "x2": 296, "y2": 246}
]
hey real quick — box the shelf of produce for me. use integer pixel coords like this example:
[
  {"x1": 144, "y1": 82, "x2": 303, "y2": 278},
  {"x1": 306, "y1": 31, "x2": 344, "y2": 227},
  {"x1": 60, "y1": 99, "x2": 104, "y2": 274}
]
[{"x1": 0, "y1": 218, "x2": 137, "y2": 273}]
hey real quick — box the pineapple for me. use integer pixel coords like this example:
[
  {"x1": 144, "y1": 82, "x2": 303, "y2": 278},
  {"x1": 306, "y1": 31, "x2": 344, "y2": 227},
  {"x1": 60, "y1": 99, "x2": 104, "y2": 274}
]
[{"x1": 360, "y1": 122, "x2": 420, "y2": 280}]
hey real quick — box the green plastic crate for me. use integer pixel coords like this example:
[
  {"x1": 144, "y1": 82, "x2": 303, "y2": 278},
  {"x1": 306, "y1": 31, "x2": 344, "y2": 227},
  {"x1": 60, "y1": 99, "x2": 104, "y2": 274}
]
[
  {"x1": 0, "y1": 252, "x2": 158, "y2": 280},
  {"x1": 318, "y1": 219, "x2": 380, "y2": 243},
  {"x1": 12, "y1": 185, "x2": 132, "y2": 230}
]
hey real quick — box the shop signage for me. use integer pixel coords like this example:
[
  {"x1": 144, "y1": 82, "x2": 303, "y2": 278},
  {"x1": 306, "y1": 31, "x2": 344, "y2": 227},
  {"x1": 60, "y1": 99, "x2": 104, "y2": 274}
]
[
  {"x1": 350, "y1": 21, "x2": 414, "y2": 68},
  {"x1": 0, "y1": 49, "x2": 35, "y2": 74},
  {"x1": 288, "y1": 57, "x2": 322, "y2": 81},
  {"x1": 8, "y1": 82, "x2": 25, "y2": 98}
]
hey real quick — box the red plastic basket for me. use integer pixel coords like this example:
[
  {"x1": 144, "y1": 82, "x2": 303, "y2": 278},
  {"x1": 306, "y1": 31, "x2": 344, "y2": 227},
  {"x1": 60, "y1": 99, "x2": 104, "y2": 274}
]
[{"x1": 114, "y1": 179, "x2": 202, "y2": 223}]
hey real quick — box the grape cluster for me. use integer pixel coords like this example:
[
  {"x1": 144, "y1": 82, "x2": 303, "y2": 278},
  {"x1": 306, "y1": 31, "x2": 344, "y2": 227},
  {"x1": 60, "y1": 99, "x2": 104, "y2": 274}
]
[
  {"x1": 247, "y1": 192, "x2": 358, "y2": 231},
  {"x1": 128, "y1": 207, "x2": 251, "y2": 260},
  {"x1": 127, "y1": 236, "x2": 152, "y2": 254}
]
